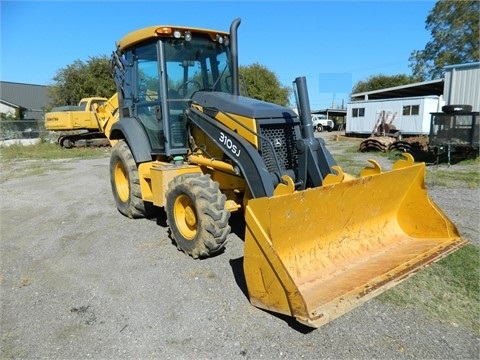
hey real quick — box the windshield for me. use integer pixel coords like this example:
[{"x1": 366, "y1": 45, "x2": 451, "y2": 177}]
[{"x1": 163, "y1": 35, "x2": 232, "y2": 98}]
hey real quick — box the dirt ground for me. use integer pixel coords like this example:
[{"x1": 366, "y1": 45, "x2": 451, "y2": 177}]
[{"x1": 1, "y1": 134, "x2": 479, "y2": 359}]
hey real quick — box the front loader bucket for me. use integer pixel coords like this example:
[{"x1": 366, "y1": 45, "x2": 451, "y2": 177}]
[{"x1": 243, "y1": 158, "x2": 467, "y2": 328}]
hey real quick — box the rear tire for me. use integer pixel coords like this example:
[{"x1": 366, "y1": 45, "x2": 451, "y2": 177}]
[
  {"x1": 110, "y1": 140, "x2": 148, "y2": 219},
  {"x1": 165, "y1": 173, "x2": 231, "y2": 259}
]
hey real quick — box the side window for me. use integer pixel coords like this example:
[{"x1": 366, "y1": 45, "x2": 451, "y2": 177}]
[
  {"x1": 115, "y1": 50, "x2": 134, "y2": 117},
  {"x1": 133, "y1": 43, "x2": 164, "y2": 151},
  {"x1": 136, "y1": 51, "x2": 160, "y2": 104},
  {"x1": 89, "y1": 99, "x2": 106, "y2": 111},
  {"x1": 352, "y1": 108, "x2": 365, "y2": 117},
  {"x1": 120, "y1": 51, "x2": 134, "y2": 114},
  {"x1": 206, "y1": 51, "x2": 231, "y2": 92},
  {"x1": 403, "y1": 105, "x2": 420, "y2": 116}
]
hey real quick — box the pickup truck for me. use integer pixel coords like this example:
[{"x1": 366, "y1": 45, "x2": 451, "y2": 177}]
[{"x1": 311, "y1": 114, "x2": 334, "y2": 132}]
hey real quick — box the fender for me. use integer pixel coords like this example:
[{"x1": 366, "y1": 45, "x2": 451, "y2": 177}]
[{"x1": 110, "y1": 118, "x2": 152, "y2": 163}]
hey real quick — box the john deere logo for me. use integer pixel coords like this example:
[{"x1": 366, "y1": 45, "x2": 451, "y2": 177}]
[{"x1": 274, "y1": 138, "x2": 282, "y2": 147}]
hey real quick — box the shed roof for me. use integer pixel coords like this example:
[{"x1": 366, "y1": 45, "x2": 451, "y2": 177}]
[
  {"x1": 312, "y1": 108, "x2": 347, "y2": 118},
  {"x1": 444, "y1": 61, "x2": 480, "y2": 70},
  {"x1": 351, "y1": 79, "x2": 444, "y2": 101},
  {"x1": 0, "y1": 81, "x2": 50, "y2": 111}
]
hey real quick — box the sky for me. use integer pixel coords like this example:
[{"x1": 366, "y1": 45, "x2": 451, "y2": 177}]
[{"x1": 0, "y1": 0, "x2": 436, "y2": 109}]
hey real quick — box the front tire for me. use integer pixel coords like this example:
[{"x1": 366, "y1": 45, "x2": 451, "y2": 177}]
[
  {"x1": 165, "y1": 173, "x2": 231, "y2": 259},
  {"x1": 110, "y1": 140, "x2": 148, "y2": 219},
  {"x1": 316, "y1": 124, "x2": 323, "y2": 132}
]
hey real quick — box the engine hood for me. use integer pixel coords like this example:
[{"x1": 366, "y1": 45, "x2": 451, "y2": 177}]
[{"x1": 192, "y1": 92, "x2": 297, "y2": 120}]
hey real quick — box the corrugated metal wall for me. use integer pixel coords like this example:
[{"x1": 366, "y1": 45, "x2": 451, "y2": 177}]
[{"x1": 443, "y1": 62, "x2": 480, "y2": 111}]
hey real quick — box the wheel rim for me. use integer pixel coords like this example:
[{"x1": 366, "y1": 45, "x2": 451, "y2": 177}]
[
  {"x1": 174, "y1": 194, "x2": 197, "y2": 240},
  {"x1": 114, "y1": 161, "x2": 129, "y2": 202}
]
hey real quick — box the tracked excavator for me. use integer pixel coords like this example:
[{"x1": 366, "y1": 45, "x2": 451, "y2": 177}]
[
  {"x1": 104, "y1": 19, "x2": 467, "y2": 328},
  {"x1": 45, "y1": 96, "x2": 118, "y2": 148},
  {"x1": 45, "y1": 97, "x2": 107, "y2": 148}
]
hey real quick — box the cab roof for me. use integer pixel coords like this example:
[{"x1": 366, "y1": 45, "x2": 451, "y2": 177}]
[{"x1": 117, "y1": 25, "x2": 229, "y2": 51}]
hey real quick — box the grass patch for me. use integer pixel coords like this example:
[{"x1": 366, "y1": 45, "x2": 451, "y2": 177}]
[
  {"x1": 342, "y1": 143, "x2": 364, "y2": 154},
  {"x1": 331, "y1": 153, "x2": 365, "y2": 176},
  {"x1": 0, "y1": 141, "x2": 110, "y2": 161},
  {"x1": 328, "y1": 142, "x2": 390, "y2": 175},
  {"x1": 377, "y1": 244, "x2": 480, "y2": 334},
  {"x1": 426, "y1": 166, "x2": 479, "y2": 189},
  {"x1": 0, "y1": 141, "x2": 110, "y2": 182},
  {"x1": 327, "y1": 141, "x2": 363, "y2": 155},
  {"x1": 329, "y1": 145, "x2": 479, "y2": 189},
  {"x1": 459, "y1": 157, "x2": 480, "y2": 166}
]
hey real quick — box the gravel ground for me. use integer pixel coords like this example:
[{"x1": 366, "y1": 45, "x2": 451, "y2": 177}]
[{"x1": 1, "y1": 134, "x2": 479, "y2": 359}]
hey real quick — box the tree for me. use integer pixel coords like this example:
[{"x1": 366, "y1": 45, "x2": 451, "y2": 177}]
[
  {"x1": 351, "y1": 73, "x2": 420, "y2": 95},
  {"x1": 48, "y1": 55, "x2": 116, "y2": 108},
  {"x1": 239, "y1": 63, "x2": 291, "y2": 107},
  {"x1": 409, "y1": 0, "x2": 480, "y2": 80},
  {"x1": 49, "y1": 57, "x2": 289, "y2": 108}
]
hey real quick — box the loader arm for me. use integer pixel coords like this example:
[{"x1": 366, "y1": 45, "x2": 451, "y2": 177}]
[{"x1": 91, "y1": 93, "x2": 120, "y2": 148}]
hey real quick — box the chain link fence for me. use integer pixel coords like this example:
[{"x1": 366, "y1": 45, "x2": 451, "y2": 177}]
[{"x1": 0, "y1": 119, "x2": 53, "y2": 140}]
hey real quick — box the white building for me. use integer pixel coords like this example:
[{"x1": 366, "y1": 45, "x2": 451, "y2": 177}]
[{"x1": 346, "y1": 95, "x2": 444, "y2": 136}]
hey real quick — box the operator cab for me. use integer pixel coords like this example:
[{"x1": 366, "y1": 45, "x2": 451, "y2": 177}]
[{"x1": 115, "y1": 28, "x2": 233, "y2": 156}]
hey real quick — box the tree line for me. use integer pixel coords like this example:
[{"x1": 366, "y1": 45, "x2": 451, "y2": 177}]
[{"x1": 47, "y1": 0, "x2": 479, "y2": 108}]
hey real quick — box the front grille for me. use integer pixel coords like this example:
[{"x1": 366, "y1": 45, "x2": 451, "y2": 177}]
[{"x1": 259, "y1": 123, "x2": 298, "y2": 173}]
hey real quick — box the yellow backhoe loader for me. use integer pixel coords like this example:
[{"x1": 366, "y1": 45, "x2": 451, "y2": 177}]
[{"x1": 104, "y1": 19, "x2": 467, "y2": 328}]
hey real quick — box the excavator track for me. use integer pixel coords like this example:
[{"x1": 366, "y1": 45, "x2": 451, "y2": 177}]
[{"x1": 58, "y1": 132, "x2": 110, "y2": 148}]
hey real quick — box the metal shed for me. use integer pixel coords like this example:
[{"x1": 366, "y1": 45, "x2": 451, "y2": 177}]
[{"x1": 443, "y1": 62, "x2": 480, "y2": 112}]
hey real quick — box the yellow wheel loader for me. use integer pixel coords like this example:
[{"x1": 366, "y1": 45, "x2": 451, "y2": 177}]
[{"x1": 105, "y1": 19, "x2": 467, "y2": 328}]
